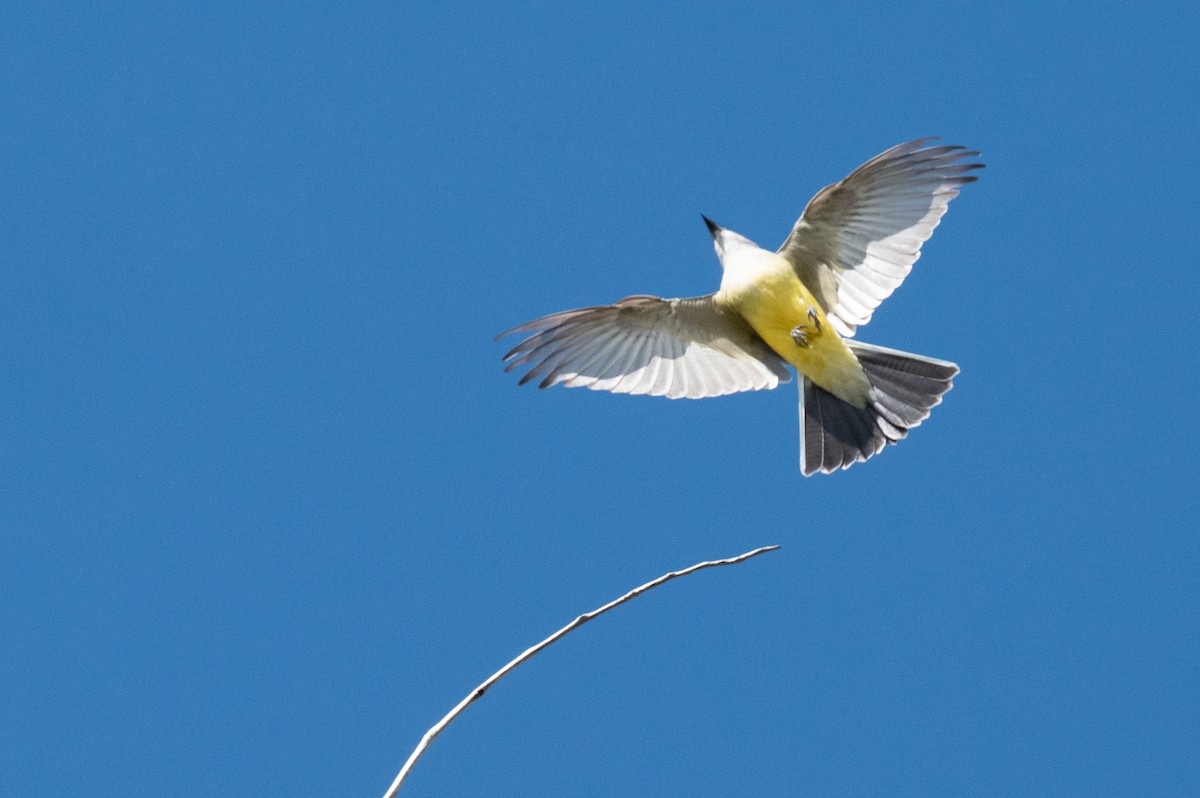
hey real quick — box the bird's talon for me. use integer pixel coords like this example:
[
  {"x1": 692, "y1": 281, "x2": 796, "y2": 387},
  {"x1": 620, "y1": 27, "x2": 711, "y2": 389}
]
[
  {"x1": 807, "y1": 307, "x2": 822, "y2": 332},
  {"x1": 790, "y1": 326, "x2": 809, "y2": 347}
]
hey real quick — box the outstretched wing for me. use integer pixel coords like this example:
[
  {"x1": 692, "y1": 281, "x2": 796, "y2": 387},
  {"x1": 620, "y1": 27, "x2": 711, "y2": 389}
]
[
  {"x1": 498, "y1": 294, "x2": 791, "y2": 399},
  {"x1": 778, "y1": 138, "x2": 983, "y2": 337}
]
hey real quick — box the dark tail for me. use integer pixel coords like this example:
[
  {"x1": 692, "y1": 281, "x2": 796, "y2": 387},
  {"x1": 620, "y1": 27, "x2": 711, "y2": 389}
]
[{"x1": 800, "y1": 341, "x2": 959, "y2": 476}]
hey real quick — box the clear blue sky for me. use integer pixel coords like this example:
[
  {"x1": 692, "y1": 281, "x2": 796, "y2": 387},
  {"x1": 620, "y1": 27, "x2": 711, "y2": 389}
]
[{"x1": 3, "y1": 2, "x2": 1198, "y2": 795}]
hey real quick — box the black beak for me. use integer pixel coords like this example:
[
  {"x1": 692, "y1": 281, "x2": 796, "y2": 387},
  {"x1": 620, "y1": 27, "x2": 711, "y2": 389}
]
[{"x1": 701, "y1": 214, "x2": 722, "y2": 237}]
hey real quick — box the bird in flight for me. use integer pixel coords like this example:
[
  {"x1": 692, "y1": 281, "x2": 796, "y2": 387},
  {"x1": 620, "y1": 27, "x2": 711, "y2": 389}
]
[{"x1": 498, "y1": 139, "x2": 983, "y2": 475}]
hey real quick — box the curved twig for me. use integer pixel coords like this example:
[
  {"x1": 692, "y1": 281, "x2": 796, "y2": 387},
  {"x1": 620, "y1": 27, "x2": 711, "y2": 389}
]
[{"x1": 381, "y1": 544, "x2": 781, "y2": 797}]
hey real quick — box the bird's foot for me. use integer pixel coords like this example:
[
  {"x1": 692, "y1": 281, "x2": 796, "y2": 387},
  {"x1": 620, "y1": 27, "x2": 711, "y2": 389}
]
[{"x1": 791, "y1": 308, "x2": 823, "y2": 348}]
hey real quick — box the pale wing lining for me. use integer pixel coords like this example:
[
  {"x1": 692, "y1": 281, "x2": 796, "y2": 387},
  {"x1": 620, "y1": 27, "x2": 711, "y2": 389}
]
[
  {"x1": 498, "y1": 295, "x2": 791, "y2": 400},
  {"x1": 779, "y1": 138, "x2": 984, "y2": 337}
]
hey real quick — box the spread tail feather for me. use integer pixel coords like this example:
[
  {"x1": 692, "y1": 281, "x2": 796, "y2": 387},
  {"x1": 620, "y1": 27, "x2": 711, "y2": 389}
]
[{"x1": 800, "y1": 341, "x2": 958, "y2": 476}]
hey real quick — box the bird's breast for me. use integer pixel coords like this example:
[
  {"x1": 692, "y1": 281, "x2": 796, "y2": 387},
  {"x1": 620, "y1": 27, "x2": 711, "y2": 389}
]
[
  {"x1": 717, "y1": 249, "x2": 872, "y2": 406},
  {"x1": 717, "y1": 250, "x2": 823, "y2": 340}
]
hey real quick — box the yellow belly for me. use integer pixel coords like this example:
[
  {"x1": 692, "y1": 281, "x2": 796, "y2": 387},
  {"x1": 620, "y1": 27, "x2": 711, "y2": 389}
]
[{"x1": 721, "y1": 268, "x2": 872, "y2": 407}]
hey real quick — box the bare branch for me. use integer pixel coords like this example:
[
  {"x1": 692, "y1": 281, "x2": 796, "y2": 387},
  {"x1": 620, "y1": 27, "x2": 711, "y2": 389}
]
[{"x1": 381, "y1": 544, "x2": 781, "y2": 797}]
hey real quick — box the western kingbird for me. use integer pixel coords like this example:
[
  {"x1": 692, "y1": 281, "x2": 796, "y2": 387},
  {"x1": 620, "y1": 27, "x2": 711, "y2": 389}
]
[{"x1": 498, "y1": 139, "x2": 982, "y2": 475}]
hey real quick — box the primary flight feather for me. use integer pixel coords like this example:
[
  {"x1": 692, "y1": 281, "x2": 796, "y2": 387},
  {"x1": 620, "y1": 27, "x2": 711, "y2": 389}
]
[{"x1": 498, "y1": 138, "x2": 983, "y2": 475}]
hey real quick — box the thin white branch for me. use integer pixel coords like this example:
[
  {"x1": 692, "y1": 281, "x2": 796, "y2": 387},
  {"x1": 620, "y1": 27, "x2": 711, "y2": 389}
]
[{"x1": 381, "y1": 544, "x2": 780, "y2": 797}]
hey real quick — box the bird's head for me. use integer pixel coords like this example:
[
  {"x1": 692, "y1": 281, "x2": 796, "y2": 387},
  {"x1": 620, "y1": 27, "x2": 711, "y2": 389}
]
[{"x1": 702, "y1": 215, "x2": 756, "y2": 268}]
